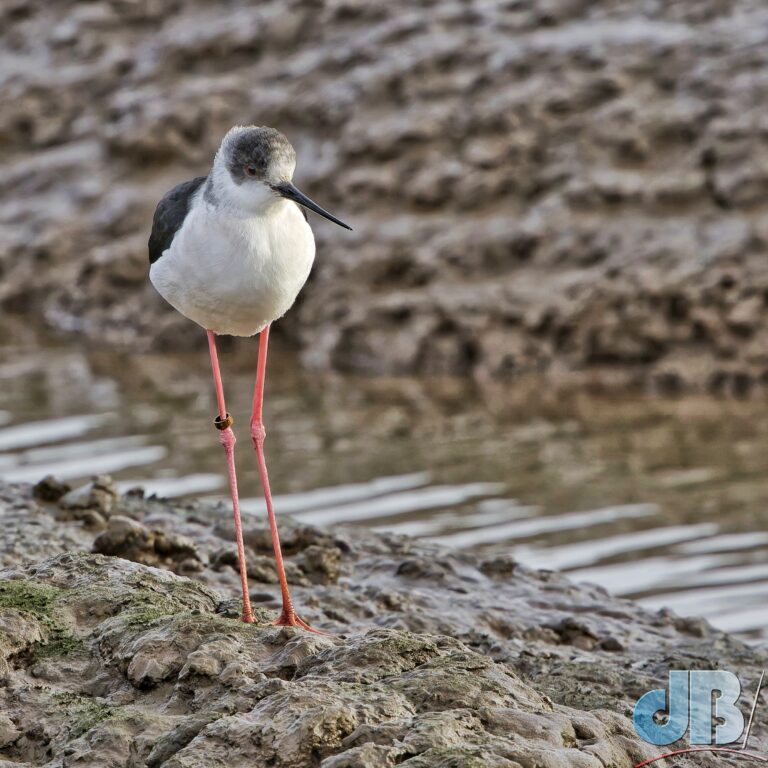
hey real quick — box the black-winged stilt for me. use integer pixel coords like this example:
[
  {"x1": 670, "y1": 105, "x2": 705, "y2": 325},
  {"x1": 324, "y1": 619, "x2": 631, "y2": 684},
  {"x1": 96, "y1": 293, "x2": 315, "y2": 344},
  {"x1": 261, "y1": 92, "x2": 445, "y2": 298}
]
[{"x1": 148, "y1": 125, "x2": 351, "y2": 632}]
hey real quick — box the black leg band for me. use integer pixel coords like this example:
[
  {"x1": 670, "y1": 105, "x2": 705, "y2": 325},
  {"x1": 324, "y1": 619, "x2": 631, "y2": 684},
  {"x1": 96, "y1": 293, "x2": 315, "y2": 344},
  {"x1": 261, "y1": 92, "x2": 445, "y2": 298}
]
[{"x1": 214, "y1": 413, "x2": 234, "y2": 430}]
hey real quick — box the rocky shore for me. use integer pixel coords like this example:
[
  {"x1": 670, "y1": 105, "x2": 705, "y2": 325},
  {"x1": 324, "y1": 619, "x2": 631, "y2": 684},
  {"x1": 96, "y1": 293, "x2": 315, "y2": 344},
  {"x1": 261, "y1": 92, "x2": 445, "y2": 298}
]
[
  {"x1": 0, "y1": 476, "x2": 765, "y2": 766},
  {"x1": 3, "y1": 1, "x2": 768, "y2": 393}
]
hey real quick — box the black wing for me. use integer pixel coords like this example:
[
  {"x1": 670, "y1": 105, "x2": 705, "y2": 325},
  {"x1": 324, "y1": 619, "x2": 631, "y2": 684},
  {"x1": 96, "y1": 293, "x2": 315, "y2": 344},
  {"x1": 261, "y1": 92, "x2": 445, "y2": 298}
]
[{"x1": 148, "y1": 175, "x2": 207, "y2": 264}]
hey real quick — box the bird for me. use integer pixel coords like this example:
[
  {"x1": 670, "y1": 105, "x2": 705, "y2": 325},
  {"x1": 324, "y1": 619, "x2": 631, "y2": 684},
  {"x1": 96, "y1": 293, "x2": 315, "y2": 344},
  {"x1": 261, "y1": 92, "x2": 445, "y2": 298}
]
[{"x1": 148, "y1": 125, "x2": 351, "y2": 632}]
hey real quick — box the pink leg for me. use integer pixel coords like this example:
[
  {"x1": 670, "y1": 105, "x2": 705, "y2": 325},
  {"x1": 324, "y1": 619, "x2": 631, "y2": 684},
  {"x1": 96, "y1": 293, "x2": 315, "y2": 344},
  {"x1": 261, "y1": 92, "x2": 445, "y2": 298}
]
[
  {"x1": 207, "y1": 330, "x2": 255, "y2": 624},
  {"x1": 250, "y1": 324, "x2": 324, "y2": 633}
]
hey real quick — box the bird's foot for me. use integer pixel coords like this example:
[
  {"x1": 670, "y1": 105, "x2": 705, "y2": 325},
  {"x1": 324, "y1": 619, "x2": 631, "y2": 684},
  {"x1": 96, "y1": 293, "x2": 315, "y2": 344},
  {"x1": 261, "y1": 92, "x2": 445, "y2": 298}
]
[{"x1": 273, "y1": 609, "x2": 330, "y2": 635}]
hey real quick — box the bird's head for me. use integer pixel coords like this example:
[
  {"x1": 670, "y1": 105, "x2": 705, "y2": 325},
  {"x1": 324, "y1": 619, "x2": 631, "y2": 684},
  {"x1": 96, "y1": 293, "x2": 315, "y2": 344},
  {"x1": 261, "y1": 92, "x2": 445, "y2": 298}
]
[{"x1": 215, "y1": 125, "x2": 351, "y2": 229}]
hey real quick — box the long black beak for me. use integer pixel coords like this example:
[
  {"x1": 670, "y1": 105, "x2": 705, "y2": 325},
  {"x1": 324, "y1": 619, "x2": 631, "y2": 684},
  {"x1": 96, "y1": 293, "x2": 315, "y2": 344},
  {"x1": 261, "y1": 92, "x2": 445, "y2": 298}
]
[{"x1": 273, "y1": 182, "x2": 352, "y2": 230}]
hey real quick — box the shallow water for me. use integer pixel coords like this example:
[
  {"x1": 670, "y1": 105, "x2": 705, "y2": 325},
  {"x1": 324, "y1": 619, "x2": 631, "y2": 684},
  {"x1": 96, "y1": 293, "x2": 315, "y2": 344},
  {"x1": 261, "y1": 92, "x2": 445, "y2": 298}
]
[{"x1": 1, "y1": 321, "x2": 767, "y2": 640}]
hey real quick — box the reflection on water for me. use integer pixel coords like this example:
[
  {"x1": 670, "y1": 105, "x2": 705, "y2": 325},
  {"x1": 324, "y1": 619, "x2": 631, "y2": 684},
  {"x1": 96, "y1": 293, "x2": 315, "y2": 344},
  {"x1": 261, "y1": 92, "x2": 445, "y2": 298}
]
[{"x1": 1, "y1": 321, "x2": 767, "y2": 640}]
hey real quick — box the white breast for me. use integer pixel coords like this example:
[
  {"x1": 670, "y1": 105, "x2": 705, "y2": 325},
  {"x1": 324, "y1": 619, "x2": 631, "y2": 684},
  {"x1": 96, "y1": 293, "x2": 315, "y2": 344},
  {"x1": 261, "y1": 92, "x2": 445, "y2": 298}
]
[{"x1": 150, "y1": 199, "x2": 315, "y2": 337}]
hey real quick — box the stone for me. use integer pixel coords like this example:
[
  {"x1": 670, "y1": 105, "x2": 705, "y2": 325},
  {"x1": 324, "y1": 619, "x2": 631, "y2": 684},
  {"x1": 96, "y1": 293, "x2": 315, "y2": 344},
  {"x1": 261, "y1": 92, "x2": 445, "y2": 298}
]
[
  {"x1": 0, "y1": 714, "x2": 20, "y2": 749},
  {"x1": 93, "y1": 515, "x2": 204, "y2": 573},
  {"x1": 32, "y1": 476, "x2": 71, "y2": 503},
  {"x1": 59, "y1": 476, "x2": 119, "y2": 518}
]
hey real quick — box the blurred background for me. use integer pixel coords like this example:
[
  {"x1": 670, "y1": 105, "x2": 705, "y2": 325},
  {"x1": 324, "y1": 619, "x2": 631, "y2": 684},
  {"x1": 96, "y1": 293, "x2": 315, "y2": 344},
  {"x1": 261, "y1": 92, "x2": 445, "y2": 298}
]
[{"x1": 2, "y1": 0, "x2": 768, "y2": 639}]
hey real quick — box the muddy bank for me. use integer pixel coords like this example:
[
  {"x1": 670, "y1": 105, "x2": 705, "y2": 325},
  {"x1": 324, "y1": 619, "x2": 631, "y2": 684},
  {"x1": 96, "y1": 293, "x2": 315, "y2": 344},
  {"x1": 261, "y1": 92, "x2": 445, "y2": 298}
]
[
  {"x1": 0, "y1": 476, "x2": 765, "y2": 766},
  {"x1": 3, "y1": 0, "x2": 768, "y2": 393}
]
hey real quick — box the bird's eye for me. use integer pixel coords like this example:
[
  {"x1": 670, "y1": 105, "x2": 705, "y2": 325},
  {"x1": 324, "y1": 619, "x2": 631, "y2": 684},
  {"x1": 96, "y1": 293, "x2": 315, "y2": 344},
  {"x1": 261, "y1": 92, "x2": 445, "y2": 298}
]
[{"x1": 244, "y1": 165, "x2": 257, "y2": 177}]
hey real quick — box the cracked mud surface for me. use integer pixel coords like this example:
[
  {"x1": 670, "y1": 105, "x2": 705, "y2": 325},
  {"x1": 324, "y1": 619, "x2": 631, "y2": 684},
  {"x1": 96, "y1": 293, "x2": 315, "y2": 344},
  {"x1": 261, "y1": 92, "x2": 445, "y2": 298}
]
[{"x1": 0, "y1": 477, "x2": 765, "y2": 766}]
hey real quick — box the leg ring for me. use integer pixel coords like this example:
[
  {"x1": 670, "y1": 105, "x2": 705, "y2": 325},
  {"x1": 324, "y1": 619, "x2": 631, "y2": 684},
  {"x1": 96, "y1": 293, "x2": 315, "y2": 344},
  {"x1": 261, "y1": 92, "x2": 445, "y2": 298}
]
[{"x1": 214, "y1": 413, "x2": 234, "y2": 430}]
